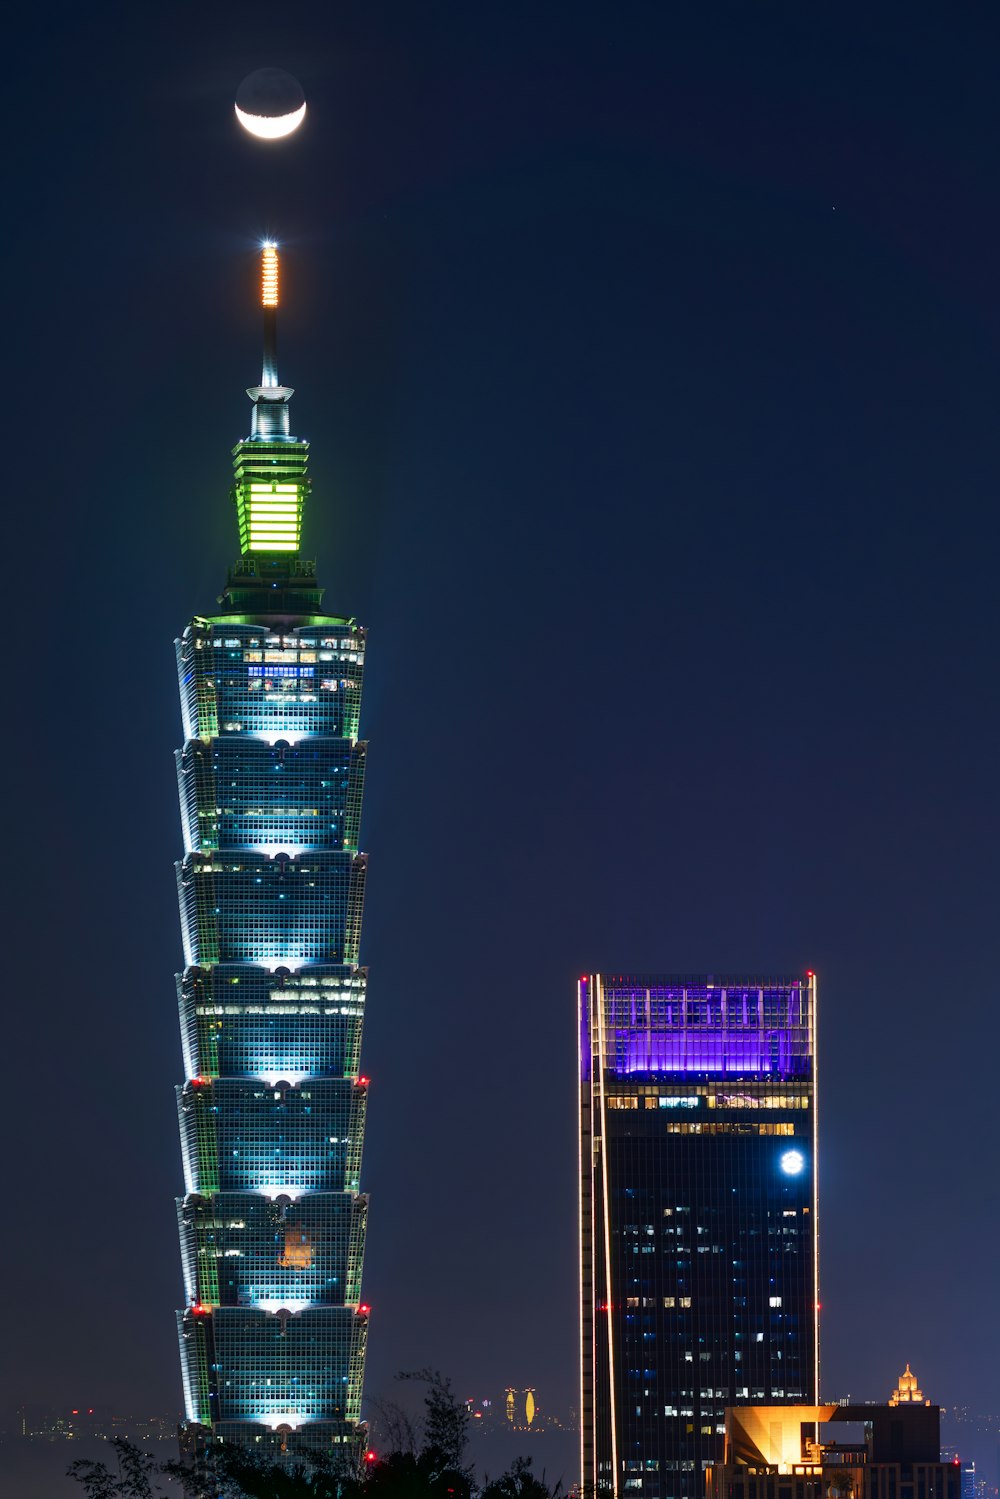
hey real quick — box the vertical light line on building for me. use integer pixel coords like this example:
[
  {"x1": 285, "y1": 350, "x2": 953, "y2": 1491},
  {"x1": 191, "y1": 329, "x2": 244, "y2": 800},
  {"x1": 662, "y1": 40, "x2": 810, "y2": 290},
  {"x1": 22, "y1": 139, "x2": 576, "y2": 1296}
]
[
  {"x1": 810, "y1": 970, "x2": 820, "y2": 1400},
  {"x1": 579, "y1": 978, "x2": 587, "y2": 1499},
  {"x1": 594, "y1": 973, "x2": 619, "y2": 1499}
]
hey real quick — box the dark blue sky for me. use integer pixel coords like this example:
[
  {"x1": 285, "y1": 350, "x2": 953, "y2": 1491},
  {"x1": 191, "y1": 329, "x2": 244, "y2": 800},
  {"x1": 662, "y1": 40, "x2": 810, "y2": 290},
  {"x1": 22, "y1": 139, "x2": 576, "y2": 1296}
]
[{"x1": 5, "y1": 0, "x2": 997, "y2": 1468}]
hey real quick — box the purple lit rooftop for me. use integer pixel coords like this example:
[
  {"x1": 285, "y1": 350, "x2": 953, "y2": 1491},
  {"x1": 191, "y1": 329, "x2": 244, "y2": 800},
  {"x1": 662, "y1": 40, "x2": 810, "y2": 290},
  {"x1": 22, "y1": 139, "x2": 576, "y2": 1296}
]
[{"x1": 579, "y1": 976, "x2": 813, "y2": 1080}]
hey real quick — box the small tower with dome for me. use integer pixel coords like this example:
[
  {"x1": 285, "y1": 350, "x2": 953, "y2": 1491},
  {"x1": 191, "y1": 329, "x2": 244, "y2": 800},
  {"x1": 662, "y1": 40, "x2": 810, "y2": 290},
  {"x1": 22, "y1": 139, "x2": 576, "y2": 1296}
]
[{"x1": 889, "y1": 1363, "x2": 928, "y2": 1406}]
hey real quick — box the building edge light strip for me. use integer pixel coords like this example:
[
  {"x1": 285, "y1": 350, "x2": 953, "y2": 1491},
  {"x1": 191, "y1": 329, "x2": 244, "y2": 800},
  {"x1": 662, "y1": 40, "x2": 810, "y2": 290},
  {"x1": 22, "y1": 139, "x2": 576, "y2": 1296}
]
[
  {"x1": 594, "y1": 973, "x2": 619, "y2": 1499},
  {"x1": 811, "y1": 968, "x2": 820, "y2": 1402},
  {"x1": 578, "y1": 977, "x2": 587, "y2": 1499}
]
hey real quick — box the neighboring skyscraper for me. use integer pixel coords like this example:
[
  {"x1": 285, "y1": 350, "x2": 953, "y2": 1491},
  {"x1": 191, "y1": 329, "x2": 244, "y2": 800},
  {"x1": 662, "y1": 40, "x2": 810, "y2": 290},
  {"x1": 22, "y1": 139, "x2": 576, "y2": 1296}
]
[
  {"x1": 174, "y1": 245, "x2": 370, "y2": 1454},
  {"x1": 579, "y1": 974, "x2": 818, "y2": 1499}
]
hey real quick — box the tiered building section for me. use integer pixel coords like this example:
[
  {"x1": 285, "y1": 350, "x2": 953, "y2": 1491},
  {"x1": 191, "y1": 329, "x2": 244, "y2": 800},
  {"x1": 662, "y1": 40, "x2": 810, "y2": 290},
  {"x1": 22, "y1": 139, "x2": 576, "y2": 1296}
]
[{"x1": 174, "y1": 245, "x2": 370, "y2": 1453}]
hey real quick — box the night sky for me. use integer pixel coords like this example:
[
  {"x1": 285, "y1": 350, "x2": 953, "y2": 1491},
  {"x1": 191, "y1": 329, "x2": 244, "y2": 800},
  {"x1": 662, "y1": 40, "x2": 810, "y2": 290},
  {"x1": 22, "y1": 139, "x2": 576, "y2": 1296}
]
[{"x1": 5, "y1": 0, "x2": 998, "y2": 1474}]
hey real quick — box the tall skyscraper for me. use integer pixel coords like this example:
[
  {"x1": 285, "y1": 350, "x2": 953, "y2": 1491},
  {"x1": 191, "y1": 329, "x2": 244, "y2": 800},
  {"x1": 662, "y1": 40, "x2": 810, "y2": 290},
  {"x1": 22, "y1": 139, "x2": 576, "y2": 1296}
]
[
  {"x1": 174, "y1": 245, "x2": 370, "y2": 1454},
  {"x1": 579, "y1": 973, "x2": 818, "y2": 1499}
]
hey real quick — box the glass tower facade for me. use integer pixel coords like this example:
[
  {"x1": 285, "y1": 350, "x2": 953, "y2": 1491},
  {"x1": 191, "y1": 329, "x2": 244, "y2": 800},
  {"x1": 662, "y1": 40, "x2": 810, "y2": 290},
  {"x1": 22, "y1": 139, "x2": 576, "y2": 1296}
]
[
  {"x1": 579, "y1": 974, "x2": 818, "y2": 1499},
  {"x1": 174, "y1": 246, "x2": 370, "y2": 1454}
]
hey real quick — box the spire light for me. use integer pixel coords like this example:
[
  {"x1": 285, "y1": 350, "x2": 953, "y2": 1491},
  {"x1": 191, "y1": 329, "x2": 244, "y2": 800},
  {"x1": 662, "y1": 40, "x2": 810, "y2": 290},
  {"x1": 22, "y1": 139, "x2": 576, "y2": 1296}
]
[{"x1": 261, "y1": 244, "x2": 279, "y2": 308}]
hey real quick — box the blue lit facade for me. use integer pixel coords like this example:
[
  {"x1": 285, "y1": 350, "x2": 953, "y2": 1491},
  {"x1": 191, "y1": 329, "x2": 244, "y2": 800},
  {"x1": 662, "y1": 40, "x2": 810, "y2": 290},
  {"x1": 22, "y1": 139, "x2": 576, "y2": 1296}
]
[
  {"x1": 174, "y1": 248, "x2": 370, "y2": 1453},
  {"x1": 579, "y1": 974, "x2": 818, "y2": 1499}
]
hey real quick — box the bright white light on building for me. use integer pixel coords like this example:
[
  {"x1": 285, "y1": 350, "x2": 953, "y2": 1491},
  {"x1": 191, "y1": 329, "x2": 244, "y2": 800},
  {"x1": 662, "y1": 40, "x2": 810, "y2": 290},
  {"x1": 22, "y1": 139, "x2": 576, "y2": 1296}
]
[{"x1": 780, "y1": 1149, "x2": 806, "y2": 1176}]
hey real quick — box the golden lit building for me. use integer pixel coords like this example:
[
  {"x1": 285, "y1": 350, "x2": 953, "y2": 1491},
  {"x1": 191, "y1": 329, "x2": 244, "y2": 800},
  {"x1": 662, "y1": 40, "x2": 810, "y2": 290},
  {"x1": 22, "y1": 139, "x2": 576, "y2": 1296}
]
[
  {"x1": 705, "y1": 1368, "x2": 957, "y2": 1499},
  {"x1": 888, "y1": 1367, "x2": 925, "y2": 1407}
]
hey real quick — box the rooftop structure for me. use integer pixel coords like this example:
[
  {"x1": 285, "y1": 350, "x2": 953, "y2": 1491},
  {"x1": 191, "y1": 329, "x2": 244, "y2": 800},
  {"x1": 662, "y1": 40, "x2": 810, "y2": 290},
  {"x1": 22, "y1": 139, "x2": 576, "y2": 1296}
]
[
  {"x1": 705, "y1": 1368, "x2": 957, "y2": 1499},
  {"x1": 889, "y1": 1367, "x2": 926, "y2": 1407}
]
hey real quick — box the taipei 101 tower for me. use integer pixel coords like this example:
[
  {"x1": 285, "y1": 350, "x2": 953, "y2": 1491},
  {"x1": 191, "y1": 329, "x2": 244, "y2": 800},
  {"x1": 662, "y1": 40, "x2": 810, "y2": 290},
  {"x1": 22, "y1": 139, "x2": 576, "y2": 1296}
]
[{"x1": 174, "y1": 245, "x2": 370, "y2": 1454}]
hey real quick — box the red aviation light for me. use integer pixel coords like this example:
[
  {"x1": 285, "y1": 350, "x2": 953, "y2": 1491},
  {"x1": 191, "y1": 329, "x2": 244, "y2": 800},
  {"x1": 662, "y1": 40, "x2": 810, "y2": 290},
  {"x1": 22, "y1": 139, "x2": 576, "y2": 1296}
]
[
  {"x1": 365, "y1": 1451, "x2": 378, "y2": 1464},
  {"x1": 191, "y1": 1302, "x2": 210, "y2": 1316},
  {"x1": 356, "y1": 1076, "x2": 370, "y2": 1087},
  {"x1": 357, "y1": 1303, "x2": 371, "y2": 1317}
]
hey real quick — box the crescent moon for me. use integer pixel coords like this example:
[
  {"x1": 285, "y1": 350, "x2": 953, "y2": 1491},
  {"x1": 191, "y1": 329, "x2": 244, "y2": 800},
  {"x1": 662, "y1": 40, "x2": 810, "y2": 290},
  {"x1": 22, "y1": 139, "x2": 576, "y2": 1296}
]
[{"x1": 235, "y1": 102, "x2": 306, "y2": 140}]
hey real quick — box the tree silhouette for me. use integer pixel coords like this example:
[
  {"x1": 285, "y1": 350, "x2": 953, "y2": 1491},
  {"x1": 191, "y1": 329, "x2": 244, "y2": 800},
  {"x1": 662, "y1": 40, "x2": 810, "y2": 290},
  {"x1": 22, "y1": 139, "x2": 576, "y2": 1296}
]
[
  {"x1": 68, "y1": 1439, "x2": 162, "y2": 1499},
  {"x1": 69, "y1": 1375, "x2": 559, "y2": 1499},
  {"x1": 480, "y1": 1456, "x2": 560, "y2": 1499}
]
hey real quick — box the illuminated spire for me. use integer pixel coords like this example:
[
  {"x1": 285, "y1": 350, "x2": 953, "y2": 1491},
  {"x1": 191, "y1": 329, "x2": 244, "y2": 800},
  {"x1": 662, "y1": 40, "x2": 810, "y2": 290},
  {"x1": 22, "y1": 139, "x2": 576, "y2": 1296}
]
[
  {"x1": 260, "y1": 242, "x2": 279, "y2": 388},
  {"x1": 232, "y1": 240, "x2": 310, "y2": 555},
  {"x1": 261, "y1": 242, "x2": 279, "y2": 307},
  {"x1": 247, "y1": 242, "x2": 293, "y2": 437}
]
